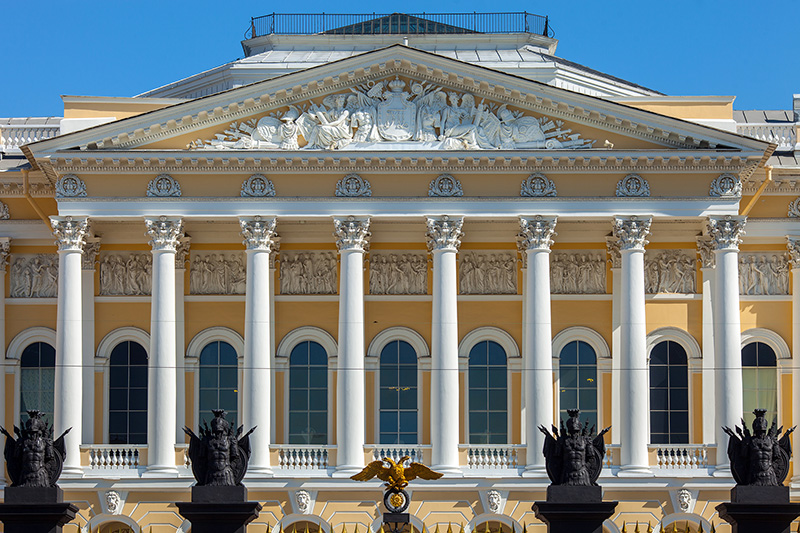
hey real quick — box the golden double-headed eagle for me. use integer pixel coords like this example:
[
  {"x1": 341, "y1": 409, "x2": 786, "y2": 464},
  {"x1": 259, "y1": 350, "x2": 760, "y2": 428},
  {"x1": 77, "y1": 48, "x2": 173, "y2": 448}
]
[{"x1": 351, "y1": 456, "x2": 443, "y2": 490}]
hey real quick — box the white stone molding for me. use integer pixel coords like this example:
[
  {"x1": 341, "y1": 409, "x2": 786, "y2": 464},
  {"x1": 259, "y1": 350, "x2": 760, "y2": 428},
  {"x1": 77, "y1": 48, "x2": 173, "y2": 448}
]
[
  {"x1": 84, "y1": 515, "x2": 140, "y2": 533},
  {"x1": 709, "y1": 173, "x2": 742, "y2": 198},
  {"x1": 278, "y1": 515, "x2": 332, "y2": 533},
  {"x1": 459, "y1": 251, "x2": 517, "y2": 294},
  {"x1": 706, "y1": 215, "x2": 746, "y2": 251},
  {"x1": 605, "y1": 237, "x2": 622, "y2": 268},
  {"x1": 240, "y1": 174, "x2": 276, "y2": 197},
  {"x1": 276, "y1": 326, "x2": 337, "y2": 358},
  {"x1": 335, "y1": 174, "x2": 371, "y2": 197},
  {"x1": 146, "y1": 174, "x2": 181, "y2": 197},
  {"x1": 738, "y1": 252, "x2": 790, "y2": 295},
  {"x1": 458, "y1": 326, "x2": 520, "y2": 358},
  {"x1": 6, "y1": 326, "x2": 56, "y2": 361},
  {"x1": 741, "y1": 328, "x2": 791, "y2": 360},
  {"x1": 240, "y1": 216, "x2": 279, "y2": 251},
  {"x1": 520, "y1": 173, "x2": 557, "y2": 197},
  {"x1": 672, "y1": 488, "x2": 697, "y2": 514},
  {"x1": 82, "y1": 238, "x2": 100, "y2": 270},
  {"x1": 611, "y1": 216, "x2": 652, "y2": 251},
  {"x1": 51, "y1": 216, "x2": 89, "y2": 251},
  {"x1": 0, "y1": 201, "x2": 9, "y2": 220},
  {"x1": 481, "y1": 489, "x2": 507, "y2": 514},
  {"x1": 369, "y1": 253, "x2": 427, "y2": 295},
  {"x1": 517, "y1": 216, "x2": 557, "y2": 251},
  {"x1": 189, "y1": 252, "x2": 246, "y2": 295},
  {"x1": 646, "y1": 327, "x2": 702, "y2": 361},
  {"x1": 552, "y1": 326, "x2": 611, "y2": 360},
  {"x1": 96, "y1": 327, "x2": 151, "y2": 361},
  {"x1": 333, "y1": 216, "x2": 372, "y2": 251},
  {"x1": 428, "y1": 174, "x2": 463, "y2": 197},
  {"x1": 144, "y1": 216, "x2": 184, "y2": 251},
  {"x1": 696, "y1": 236, "x2": 715, "y2": 269},
  {"x1": 292, "y1": 489, "x2": 316, "y2": 515},
  {"x1": 367, "y1": 326, "x2": 430, "y2": 358},
  {"x1": 10, "y1": 254, "x2": 59, "y2": 298},
  {"x1": 99, "y1": 490, "x2": 128, "y2": 515},
  {"x1": 279, "y1": 252, "x2": 337, "y2": 295},
  {"x1": 186, "y1": 326, "x2": 244, "y2": 361},
  {"x1": 55, "y1": 174, "x2": 87, "y2": 198},
  {"x1": 644, "y1": 250, "x2": 696, "y2": 294},
  {"x1": 425, "y1": 216, "x2": 464, "y2": 252},
  {"x1": 615, "y1": 173, "x2": 650, "y2": 197},
  {"x1": 550, "y1": 252, "x2": 606, "y2": 294},
  {"x1": 788, "y1": 197, "x2": 800, "y2": 218},
  {"x1": 175, "y1": 237, "x2": 191, "y2": 269},
  {"x1": 99, "y1": 252, "x2": 152, "y2": 295},
  {"x1": 787, "y1": 236, "x2": 800, "y2": 267}
]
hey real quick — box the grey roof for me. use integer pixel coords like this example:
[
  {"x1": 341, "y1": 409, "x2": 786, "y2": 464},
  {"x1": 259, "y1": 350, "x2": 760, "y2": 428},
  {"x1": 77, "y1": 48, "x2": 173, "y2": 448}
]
[
  {"x1": 734, "y1": 110, "x2": 794, "y2": 123},
  {"x1": 769, "y1": 152, "x2": 800, "y2": 167}
]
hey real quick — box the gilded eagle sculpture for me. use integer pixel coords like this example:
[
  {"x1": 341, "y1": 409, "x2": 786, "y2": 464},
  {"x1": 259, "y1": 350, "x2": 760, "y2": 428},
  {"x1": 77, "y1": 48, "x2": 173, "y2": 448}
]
[{"x1": 351, "y1": 456, "x2": 443, "y2": 490}]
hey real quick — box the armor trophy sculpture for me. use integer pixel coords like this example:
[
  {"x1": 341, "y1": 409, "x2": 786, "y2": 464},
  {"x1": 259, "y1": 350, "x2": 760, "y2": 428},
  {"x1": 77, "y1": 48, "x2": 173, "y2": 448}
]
[
  {"x1": 0, "y1": 410, "x2": 78, "y2": 533},
  {"x1": 716, "y1": 409, "x2": 800, "y2": 533},
  {"x1": 175, "y1": 409, "x2": 262, "y2": 533},
  {"x1": 531, "y1": 409, "x2": 617, "y2": 533},
  {"x1": 351, "y1": 456, "x2": 443, "y2": 533}
]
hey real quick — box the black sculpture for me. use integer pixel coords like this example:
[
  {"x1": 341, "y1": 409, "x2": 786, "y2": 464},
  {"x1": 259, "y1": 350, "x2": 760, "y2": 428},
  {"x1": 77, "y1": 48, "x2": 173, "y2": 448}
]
[
  {"x1": 0, "y1": 410, "x2": 70, "y2": 488},
  {"x1": 723, "y1": 408, "x2": 794, "y2": 486},
  {"x1": 184, "y1": 409, "x2": 256, "y2": 486},
  {"x1": 539, "y1": 409, "x2": 610, "y2": 486}
]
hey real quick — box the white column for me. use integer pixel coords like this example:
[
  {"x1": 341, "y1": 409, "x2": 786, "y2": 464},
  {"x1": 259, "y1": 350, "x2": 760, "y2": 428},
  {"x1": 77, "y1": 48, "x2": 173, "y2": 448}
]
[
  {"x1": 240, "y1": 216, "x2": 279, "y2": 475},
  {"x1": 606, "y1": 238, "x2": 622, "y2": 446},
  {"x1": 707, "y1": 215, "x2": 746, "y2": 475},
  {"x1": 518, "y1": 216, "x2": 557, "y2": 476},
  {"x1": 51, "y1": 216, "x2": 89, "y2": 475},
  {"x1": 332, "y1": 216, "x2": 370, "y2": 476},
  {"x1": 697, "y1": 237, "x2": 717, "y2": 445},
  {"x1": 81, "y1": 238, "x2": 99, "y2": 445},
  {"x1": 174, "y1": 238, "x2": 190, "y2": 444},
  {"x1": 0, "y1": 238, "x2": 9, "y2": 481},
  {"x1": 787, "y1": 236, "x2": 800, "y2": 482},
  {"x1": 426, "y1": 215, "x2": 464, "y2": 474},
  {"x1": 612, "y1": 215, "x2": 653, "y2": 476},
  {"x1": 144, "y1": 216, "x2": 183, "y2": 475}
]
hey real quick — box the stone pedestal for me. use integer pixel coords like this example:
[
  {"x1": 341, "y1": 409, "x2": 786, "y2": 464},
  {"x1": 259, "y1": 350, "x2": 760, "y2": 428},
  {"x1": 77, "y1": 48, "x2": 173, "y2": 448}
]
[
  {"x1": 0, "y1": 486, "x2": 78, "y2": 533},
  {"x1": 383, "y1": 512, "x2": 410, "y2": 533},
  {"x1": 176, "y1": 486, "x2": 262, "y2": 533},
  {"x1": 533, "y1": 486, "x2": 617, "y2": 533},
  {"x1": 716, "y1": 486, "x2": 800, "y2": 533}
]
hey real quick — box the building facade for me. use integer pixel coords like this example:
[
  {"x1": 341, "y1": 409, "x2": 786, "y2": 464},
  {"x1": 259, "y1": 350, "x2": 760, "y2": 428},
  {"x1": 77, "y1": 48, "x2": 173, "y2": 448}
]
[{"x1": 1, "y1": 12, "x2": 800, "y2": 533}]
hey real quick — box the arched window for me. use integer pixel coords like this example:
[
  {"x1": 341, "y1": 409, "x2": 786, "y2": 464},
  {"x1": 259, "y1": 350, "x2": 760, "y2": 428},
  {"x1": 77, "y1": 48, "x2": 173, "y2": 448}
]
[
  {"x1": 379, "y1": 340, "x2": 418, "y2": 444},
  {"x1": 199, "y1": 341, "x2": 239, "y2": 426},
  {"x1": 742, "y1": 341, "x2": 778, "y2": 425},
  {"x1": 289, "y1": 341, "x2": 328, "y2": 444},
  {"x1": 19, "y1": 342, "x2": 56, "y2": 425},
  {"x1": 558, "y1": 340, "x2": 598, "y2": 430},
  {"x1": 468, "y1": 340, "x2": 507, "y2": 444},
  {"x1": 109, "y1": 341, "x2": 148, "y2": 444},
  {"x1": 649, "y1": 340, "x2": 689, "y2": 444}
]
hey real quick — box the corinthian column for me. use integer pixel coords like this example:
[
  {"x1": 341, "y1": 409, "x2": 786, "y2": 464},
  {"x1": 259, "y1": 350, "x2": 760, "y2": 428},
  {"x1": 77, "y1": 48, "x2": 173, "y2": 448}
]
[
  {"x1": 332, "y1": 216, "x2": 370, "y2": 476},
  {"x1": 240, "y1": 216, "x2": 278, "y2": 475},
  {"x1": 787, "y1": 236, "x2": 800, "y2": 482},
  {"x1": 612, "y1": 215, "x2": 653, "y2": 476},
  {"x1": 707, "y1": 215, "x2": 745, "y2": 475},
  {"x1": 518, "y1": 216, "x2": 557, "y2": 476},
  {"x1": 144, "y1": 216, "x2": 183, "y2": 475},
  {"x1": 51, "y1": 216, "x2": 89, "y2": 475},
  {"x1": 426, "y1": 215, "x2": 464, "y2": 474}
]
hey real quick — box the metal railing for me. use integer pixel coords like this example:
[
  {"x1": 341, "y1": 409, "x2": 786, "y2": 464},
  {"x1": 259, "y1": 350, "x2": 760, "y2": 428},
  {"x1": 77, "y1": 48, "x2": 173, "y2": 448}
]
[
  {"x1": 246, "y1": 12, "x2": 552, "y2": 39},
  {"x1": 736, "y1": 123, "x2": 797, "y2": 151}
]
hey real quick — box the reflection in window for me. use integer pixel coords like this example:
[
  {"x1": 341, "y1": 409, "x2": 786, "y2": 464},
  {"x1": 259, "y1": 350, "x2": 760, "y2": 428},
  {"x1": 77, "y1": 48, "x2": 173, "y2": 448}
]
[
  {"x1": 379, "y1": 340, "x2": 418, "y2": 444},
  {"x1": 20, "y1": 342, "x2": 56, "y2": 425},
  {"x1": 649, "y1": 341, "x2": 689, "y2": 444},
  {"x1": 468, "y1": 340, "x2": 507, "y2": 444},
  {"x1": 289, "y1": 341, "x2": 328, "y2": 444},
  {"x1": 199, "y1": 341, "x2": 239, "y2": 427},
  {"x1": 742, "y1": 342, "x2": 778, "y2": 426},
  {"x1": 559, "y1": 340, "x2": 598, "y2": 430},
  {"x1": 109, "y1": 341, "x2": 148, "y2": 444}
]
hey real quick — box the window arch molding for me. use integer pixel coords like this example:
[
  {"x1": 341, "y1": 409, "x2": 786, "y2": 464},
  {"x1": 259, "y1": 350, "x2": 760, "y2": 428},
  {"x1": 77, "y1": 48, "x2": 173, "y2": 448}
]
[
  {"x1": 552, "y1": 326, "x2": 610, "y2": 360},
  {"x1": 277, "y1": 326, "x2": 337, "y2": 359},
  {"x1": 459, "y1": 327, "x2": 520, "y2": 359},
  {"x1": 278, "y1": 514, "x2": 332, "y2": 533},
  {"x1": 646, "y1": 327, "x2": 700, "y2": 360},
  {"x1": 466, "y1": 514, "x2": 523, "y2": 533},
  {"x1": 367, "y1": 326, "x2": 429, "y2": 358},
  {"x1": 96, "y1": 327, "x2": 150, "y2": 362},
  {"x1": 741, "y1": 328, "x2": 791, "y2": 360},
  {"x1": 85, "y1": 514, "x2": 141, "y2": 533},
  {"x1": 186, "y1": 327, "x2": 244, "y2": 360},
  {"x1": 6, "y1": 327, "x2": 56, "y2": 361}
]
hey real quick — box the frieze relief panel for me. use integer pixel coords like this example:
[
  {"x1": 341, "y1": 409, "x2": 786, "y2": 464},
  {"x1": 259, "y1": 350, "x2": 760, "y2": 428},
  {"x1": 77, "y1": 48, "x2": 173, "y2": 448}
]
[
  {"x1": 550, "y1": 252, "x2": 606, "y2": 294},
  {"x1": 280, "y1": 252, "x2": 338, "y2": 295},
  {"x1": 739, "y1": 253, "x2": 790, "y2": 295},
  {"x1": 10, "y1": 254, "x2": 58, "y2": 298},
  {"x1": 100, "y1": 253, "x2": 152, "y2": 296},
  {"x1": 190, "y1": 76, "x2": 595, "y2": 152},
  {"x1": 190, "y1": 252, "x2": 246, "y2": 295},
  {"x1": 459, "y1": 252, "x2": 517, "y2": 295},
  {"x1": 369, "y1": 253, "x2": 427, "y2": 295},
  {"x1": 644, "y1": 250, "x2": 696, "y2": 294}
]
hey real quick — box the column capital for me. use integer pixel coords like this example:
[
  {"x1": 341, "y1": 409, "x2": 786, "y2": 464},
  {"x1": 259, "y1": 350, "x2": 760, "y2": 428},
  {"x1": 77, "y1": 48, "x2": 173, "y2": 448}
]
[
  {"x1": 696, "y1": 236, "x2": 715, "y2": 269},
  {"x1": 333, "y1": 216, "x2": 371, "y2": 252},
  {"x1": 517, "y1": 216, "x2": 557, "y2": 252},
  {"x1": 239, "y1": 216, "x2": 279, "y2": 251},
  {"x1": 51, "y1": 216, "x2": 89, "y2": 252},
  {"x1": 787, "y1": 236, "x2": 800, "y2": 268},
  {"x1": 426, "y1": 215, "x2": 464, "y2": 252},
  {"x1": 611, "y1": 215, "x2": 652, "y2": 252},
  {"x1": 706, "y1": 215, "x2": 746, "y2": 251},
  {"x1": 144, "y1": 216, "x2": 184, "y2": 252},
  {"x1": 605, "y1": 236, "x2": 622, "y2": 268},
  {"x1": 82, "y1": 237, "x2": 101, "y2": 270},
  {"x1": 175, "y1": 237, "x2": 191, "y2": 269}
]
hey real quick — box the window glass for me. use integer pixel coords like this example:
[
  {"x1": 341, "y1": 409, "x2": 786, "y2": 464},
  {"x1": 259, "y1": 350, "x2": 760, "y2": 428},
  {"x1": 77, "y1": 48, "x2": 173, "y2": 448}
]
[
  {"x1": 109, "y1": 341, "x2": 148, "y2": 444},
  {"x1": 198, "y1": 341, "x2": 239, "y2": 427},
  {"x1": 742, "y1": 342, "x2": 778, "y2": 426},
  {"x1": 649, "y1": 340, "x2": 689, "y2": 444},
  {"x1": 559, "y1": 340, "x2": 597, "y2": 430},
  {"x1": 19, "y1": 342, "x2": 56, "y2": 425},
  {"x1": 379, "y1": 340, "x2": 418, "y2": 444},
  {"x1": 289, "y1": 341, "x2": 328, "y2": 444},
  {"x1": 469, "y1": 340, "x2": 507, "y2": 444}
]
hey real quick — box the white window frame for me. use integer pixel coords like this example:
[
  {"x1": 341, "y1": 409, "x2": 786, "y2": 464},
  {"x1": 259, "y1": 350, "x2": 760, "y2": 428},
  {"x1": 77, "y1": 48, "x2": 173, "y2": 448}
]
[
  {"x1": 6, "y1": 327, "x2": 57, "y2": 428},
  {"x1": 740, "y1": 327, "x2": 789, "y2": 421}
]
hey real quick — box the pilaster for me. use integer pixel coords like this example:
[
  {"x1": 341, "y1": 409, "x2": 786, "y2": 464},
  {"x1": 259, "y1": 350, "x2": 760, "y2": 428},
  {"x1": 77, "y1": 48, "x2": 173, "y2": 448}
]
[
  {"x1": 81, "y1": 236, "x2": 100, "y2": 445},
  {"x1": 697, "y1": 236, "x2": 717, "y2": 445},
  {"x1": 174, "y1": 237, "x2": 190, "y2": 445},
  {"x1": 787, "y1": 236, "x2": 800, "y2": 483}
]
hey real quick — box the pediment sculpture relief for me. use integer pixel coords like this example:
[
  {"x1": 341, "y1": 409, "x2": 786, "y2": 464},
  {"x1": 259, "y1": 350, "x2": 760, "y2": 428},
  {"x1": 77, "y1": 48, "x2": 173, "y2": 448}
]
[{"x1": 190, "y1": 76, "x2": 595, "y2": 152}]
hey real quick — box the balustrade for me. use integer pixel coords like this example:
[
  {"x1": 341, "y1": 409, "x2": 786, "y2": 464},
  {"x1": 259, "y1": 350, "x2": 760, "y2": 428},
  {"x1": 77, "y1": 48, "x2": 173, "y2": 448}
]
[
  {"x1": 84, "y1": 445, "x2": 144, "y2": 469},
  {"x1": 274, "y1": 445, "x2": 330, "y2": 470},
  {"x1": 737, "y1": 123, "x2": 797, "y2": 151},
  {"x1": 0, "y1": 123, "x2": 60, "y2": 153},
  {"x1": 651, "y1": 444, "x2": 709, "y2": 471},
  {"x1": 461, "y1": 445, "x2": 520, "y2": 470},
  {"x1": 369, "y1": 445, "x2": 427, "y2": 464}
]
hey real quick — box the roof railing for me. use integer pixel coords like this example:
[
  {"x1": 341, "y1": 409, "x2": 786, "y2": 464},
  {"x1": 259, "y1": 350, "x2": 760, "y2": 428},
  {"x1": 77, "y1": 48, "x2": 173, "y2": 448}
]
[{"x1": 245, "y1": 12, "x2": 552, "y2": 39}]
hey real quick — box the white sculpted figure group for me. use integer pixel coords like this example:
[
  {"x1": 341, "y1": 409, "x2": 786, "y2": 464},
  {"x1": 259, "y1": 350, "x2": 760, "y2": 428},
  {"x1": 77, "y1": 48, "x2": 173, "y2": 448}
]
[
  {"x1": 100, "y1": 253, "x2": 152, "y2": 296},
  {"x1": 739, "y1": 254, "x2": 790, "y2": 295},
  {"x1": 190, "y1": 253, "x2": 246, "y2": 295},
  {"x1": 644, "y1": 250, "x2": 696, "y2": 294},
  {"x1": 369, "y1": 253, "x2": 428, "y2": 295},
  {"x1": 10, "y1": 255, "x2": 58, "y2": 298},
  {"x1": 280, "y1": 252, "x2": 338, "y2": 295},
  {"x1": 193, "y1": 77, "x2": 594, "y2": 151},
  {"x1": 550, "y1": 253, "x2": 606, "y2": 294},
  {"x1": 459, "y1": 252, "x2": 517, "y2": 294}
]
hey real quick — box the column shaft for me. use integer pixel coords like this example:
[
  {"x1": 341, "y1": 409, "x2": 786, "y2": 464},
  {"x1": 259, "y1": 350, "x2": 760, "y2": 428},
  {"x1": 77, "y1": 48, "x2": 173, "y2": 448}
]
[
  {"x1": 81, "y1": 239, "x2": 98, "y2": 445},
  {"x1": 790, "y1": 236, "x2": 800, "y2": 481},
  {"x1": 607, "y1": 238, "x2": 622, "y2": 446},
  {"x1": 175, "y1": 239, "x2": 189, "y2": 445}
]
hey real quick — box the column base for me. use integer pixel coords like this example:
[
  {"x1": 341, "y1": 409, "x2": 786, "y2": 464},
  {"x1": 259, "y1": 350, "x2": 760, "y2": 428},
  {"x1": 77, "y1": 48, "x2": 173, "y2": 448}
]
[
  {"x1": 430, "y1": 465, "x2": 464, "y2": 477},
  {"x1": 143, "y1": 465, "x2": 180, "y2": 477},
  {"x1": 59, "y1": 466, "x2": 84, "y2": 478},
  {"x1": 522, "y1": 465, "x2": 549, "y2": 478},
  {"x1": 617, "y1": 465, "x2": 654, "y2": 477},
  {"x1": 245, "y1": 466, "x2": 274, "y2": 478},
  {"x1": 332, "y1": 465, "x2": 367, "y2": 478},
  {"x1": 713, "y1": 465, "x2": 733, "y2": 478}
]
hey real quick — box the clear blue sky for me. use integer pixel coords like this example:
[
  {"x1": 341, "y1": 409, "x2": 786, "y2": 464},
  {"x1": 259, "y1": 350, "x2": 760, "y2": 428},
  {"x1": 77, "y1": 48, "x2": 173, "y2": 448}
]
[{"x1": 2, "y1": 0, "x2": 797, "y2": 117}]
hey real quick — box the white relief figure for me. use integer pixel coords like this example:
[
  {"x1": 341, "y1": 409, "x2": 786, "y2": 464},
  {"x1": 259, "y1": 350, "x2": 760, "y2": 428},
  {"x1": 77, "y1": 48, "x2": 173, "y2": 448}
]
[
  {"x1": 347, "y1": 93, "x2": 381, "y2": 144},
  {"x1": 487, "y1": 490, "x2": 502, "y2": 514},
  {"x1": 414, "y1": 90, "x2": 446, "y2": 142},
  {"x1": 300, "y1": 94, "x2": 353, "y2": 150},
  {"x1": 643, "y1": 250, "x2": 696, "y2": 294},
  {"x1": 368, "y1": 253, "x2": 427, "y2": 295},
  {"x1": 280, "y1": 252, "x2": 338, "y2": 295},
  {"x1": 100, "y1": 253, "x2": 152, "y2": 296},
  {"x1": 279, "y1": 106, "x2": 301, "y2": 150},
  {"x1": 459, "y1": 252, "x2": 517, "y2": 294},
  {"x1": 10, "y1": 255, "x2": 58, "y2": 298},
  {"x1": 738, "y1": 254, "x2": 789, "y2": 295},
  {"x1": 189, "y1": 252, "x2": 247, "y2": 295},
  {"x1": 549, "y1": 253, "x2": 606, "y2": 294},
  {"x1": 497, "y1": 104, "x2": 547, "y2": 149}
]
